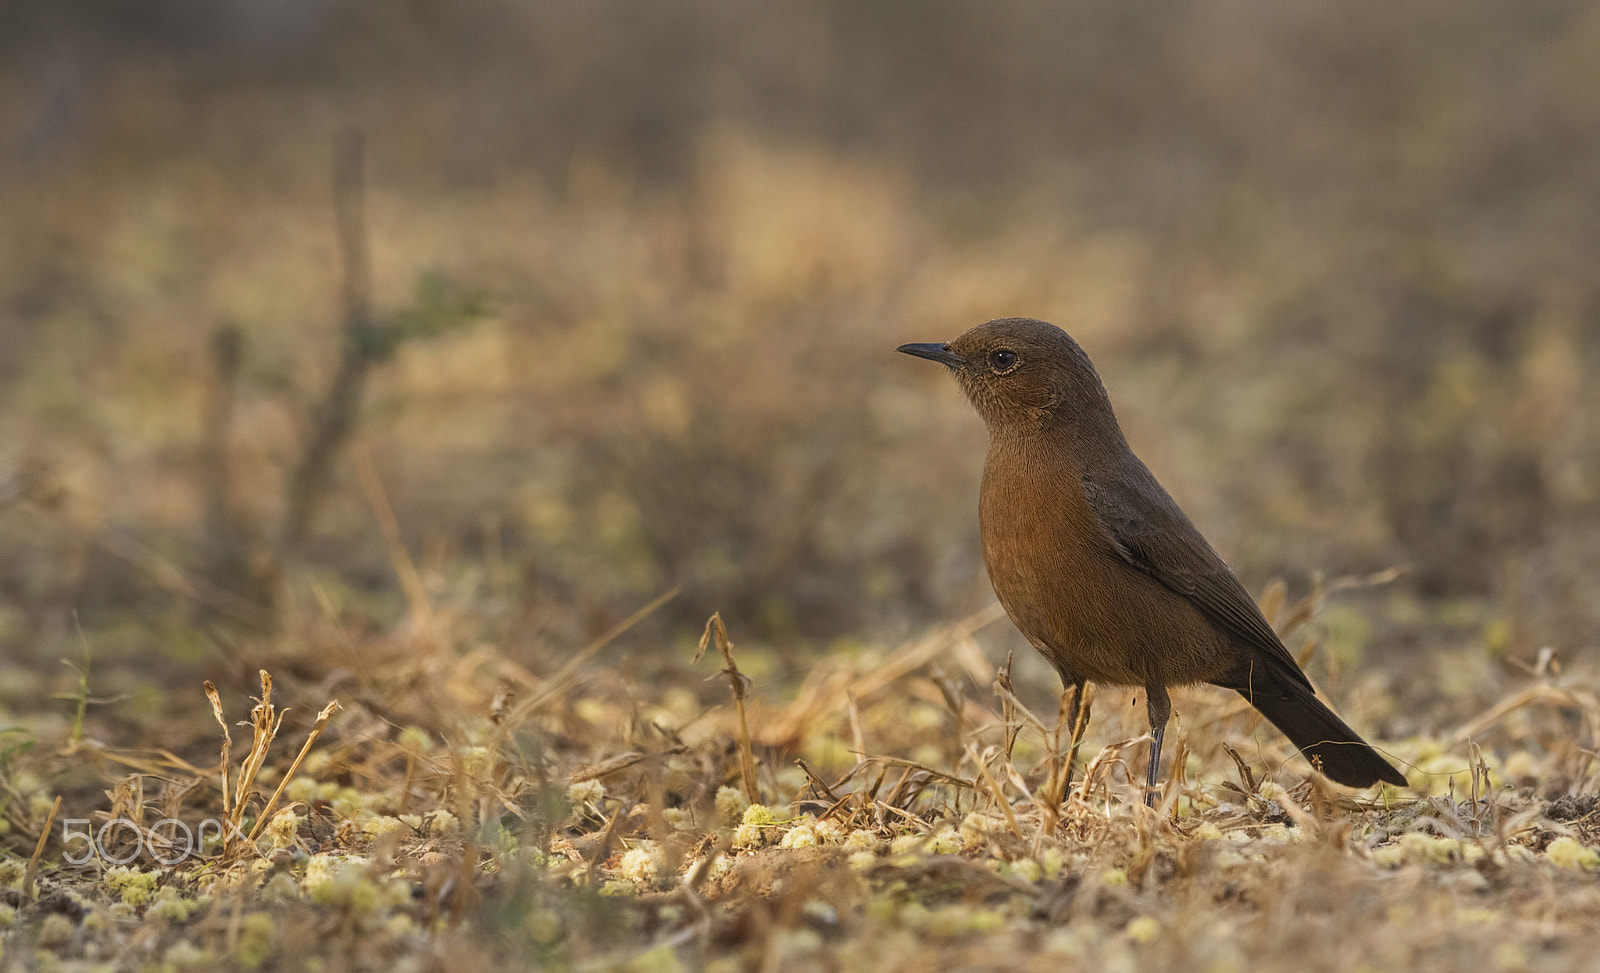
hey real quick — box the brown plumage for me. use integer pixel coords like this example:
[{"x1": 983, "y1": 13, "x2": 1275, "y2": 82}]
[{"x1": 899, "y1": 317, "x2": 1406, "y2": 804}]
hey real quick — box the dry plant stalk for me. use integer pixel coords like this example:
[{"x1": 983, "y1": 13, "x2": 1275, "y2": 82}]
[
  {"x1": 585, "y1": 800, "x2": 631, "y2": 887},
  {"x1": 795, "y1": 758, "x2": 842, "y2": 802},
  {"x1": 204, "y1": 681, "x2": 233, "y2": 817},
  {"x1": 697, "y1": 613, "x2": 761, "y2": 803},
  {"x1": 763, "y1": 603, "x2": 1006, "y2": 745},
  {"x1": 194, "y1": 325, "x2": 279, "y2": 623},
  {"x1": 1075, "y1": 733, "x2": 1150, "y2": 807},
  {"x1": 846, "y1": 691, "x2": 865, "y2": 763},
  {"x1": 351, "y1": 442, "x2": 435, "y2": 635},
  {"x1": 1170, "y1": 723, "x2": 1190, "y2": 800},
  {"x1": 205, "y1": 671, "x2": 340, "y2": 851},
  {"x1": 1046, "y1": 681, "x2": 1095, "y2": 808},
  {"x1": 990, "y1": 680, "x2": 1052, "y2": 748},
  {"x1": 229, "y1": 671, "x2": 288, "y2": 837},
  {"x1": 495, "y1": 587, "x2": 679, "y2": 736},
  {"x1": 1039, "y1": 685, "x2": 1076, "y2": 813},
  {"x1": 246, "y1": 699, "x2": 342, "y2": 843},
  {"x1": 1259, "y1": 579, "x2": 1287, "y2": 628},
  {"x1": 25, "y1": 795, "x2": 61, "y2": 899},
  {"x1": 92, "y1": 530, "x2": 275, "y2": 630},
  {"x1": 279, "y1": 131, "x2": 376, "y2": 557},
  {"x1": 967, "y1": 744, "x2": 1022, "y2": 837},
  {"x1": 1221, "y1": 742, "x2": 1260, "y2": 795},
  {"x1": 1454, "y1": 681, "x2": 1600, "y2": 744},
  {"x1": 570, "y1": 748, "x2": 686, "y2": 783},
  {"x1": 857, "y1": 754, "x2": 972, "y2": 790},
  {"x1": 996, "y1": 653, "x2": 1020, "y2": 760}
]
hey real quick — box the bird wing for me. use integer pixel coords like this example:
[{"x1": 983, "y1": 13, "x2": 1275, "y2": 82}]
[{"x1": 1081, "y1": 458, "x2": 1312, "y2": 688}]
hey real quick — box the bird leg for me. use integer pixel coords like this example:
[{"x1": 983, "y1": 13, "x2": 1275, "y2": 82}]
[{"x1": 1144, "y1": 685, "x2": 1172, "y2": 808}]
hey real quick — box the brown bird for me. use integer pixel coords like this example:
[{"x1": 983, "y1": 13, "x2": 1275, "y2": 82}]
[{"x1": 899, "y1": 318, "x2": 1406, "y2": 806}]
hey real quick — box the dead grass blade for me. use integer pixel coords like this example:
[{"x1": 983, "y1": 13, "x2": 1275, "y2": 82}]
[
  {"x1": 25, "y1": 795, "x2": 61, "y2": 899},
  {"x1": 570, "y1": 748, "x2": 688, "y2": 784},
  {"x1": 91, "y1": 528, "x2": 276, "y2": 629},
  {"x1": 200, "y1": 672, "x2": 341, "y2": 855},
  {"x1": 585, "y1": 800, "x2": 630, "y2": 887},
  {"x1": 205, "y1": 681, "x2": 233, "y2": 818},
  {"x1": 1259, "y1": 579, "x2": 1287, "y2": 627},
  {"x1": 698, "y1": 613, "x2": 760, "y2": 803},
  {"x1": 761, "y1": 603, "x2": 1007, "y2": 746},
  {"x1": 246, "y1": 699, "x2": 341, "y2": 843},
  {"x1": 794, "y1": 758, "x2": 842, "y2": 803},
  {"x1": 996, "y1": 653, "x2": 1019, "y2": 762},
  {"x1": 847, "y1": 690, "x2": 865, "y2": 766},
  {"x1": 351, "y1": 442, "x2": 434, "y2": 636},
  {"x1": 966, "y1": 745, "x2": 1022, "y2": 838},
  {"x1": 853, "y1": 754, "x2": 974, "y2": 790},
  {"x1": 501, "y1": 587, "x2": 680, "y2": 728},
  {"x1": 1454, "y1": 683, "x2": 1600, "y2": 743},
  {"x1": 1061, "y1": 682, "x2": 1095, "y2": 802},
  {"x1": 98, "y1": 748, "x2": 213, "y2": 778},
  {"x1": 1074, "y1": 733, "x2": 1150, "y2": 807},
  {"x1": 1221, "y1": 742, "x2": 1259, "y2": 795},
  {"x1": 228, "y1": 671, "x2": 288, "y2": 838}
]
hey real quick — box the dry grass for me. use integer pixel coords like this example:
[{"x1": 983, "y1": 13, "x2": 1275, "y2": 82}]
[{"x1": 0, "y1": 582, "x2": 1596, "y2": 971}]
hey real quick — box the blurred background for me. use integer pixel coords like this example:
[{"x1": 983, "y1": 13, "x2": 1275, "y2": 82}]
[{"x1": 2, "y1": 0, "x2": 1599, "y2": 732}]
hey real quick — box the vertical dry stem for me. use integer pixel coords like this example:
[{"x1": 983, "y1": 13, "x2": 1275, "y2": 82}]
[
  {"x1": 205, "y1": 680, "x2": 234, "y2": 817},
  {"x1": 246, "y1": 699, "x2": 341, "y2": 842},
  {"x1": 280, "y1": 130, "x2": 378, "y2": 557},
  {"x1": 697, "y1": 613, "x2": 760, "y2": 803},
  {"x1": 24, "y1": 795, "x2": 61, "y2": 899}
]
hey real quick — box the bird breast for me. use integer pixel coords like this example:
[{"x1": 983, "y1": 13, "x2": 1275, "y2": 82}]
[{"x1": 978, "y1": 439, "x2": 1230, "y2": 688}]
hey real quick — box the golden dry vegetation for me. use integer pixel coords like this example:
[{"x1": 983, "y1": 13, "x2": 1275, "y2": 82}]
[{"x1": 2, "y1": 2, "x2": 1600, "y2": 971}]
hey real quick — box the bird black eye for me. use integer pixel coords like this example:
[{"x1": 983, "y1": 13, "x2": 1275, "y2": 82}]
[{"x1": 989, "y1": 349, "x2": 1019, "y2": 373}]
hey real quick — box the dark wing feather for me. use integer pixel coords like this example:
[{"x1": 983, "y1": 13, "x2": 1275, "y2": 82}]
[{"x1": 1081, "y1": 459, "x2": 1312, "y2": 689}]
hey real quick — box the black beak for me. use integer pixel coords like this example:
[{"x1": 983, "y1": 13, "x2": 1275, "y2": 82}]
[{"x1": 897, "y1": 342, "x2": 966, "y2": 369}]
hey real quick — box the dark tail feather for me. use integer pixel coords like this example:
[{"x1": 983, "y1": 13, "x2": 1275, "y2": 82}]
[{"x1": 1218, "y1": 661, "x2": 1407, "y2": 789}]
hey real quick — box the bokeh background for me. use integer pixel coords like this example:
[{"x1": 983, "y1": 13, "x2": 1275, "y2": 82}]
[{"x1": 3, "y1": 0, "x2": 1599, "y2": 732}]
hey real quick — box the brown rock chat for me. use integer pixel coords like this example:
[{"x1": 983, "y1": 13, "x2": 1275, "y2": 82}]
[{"x1": 899, "y1": 317, "x2": 1406, "y2": 805}]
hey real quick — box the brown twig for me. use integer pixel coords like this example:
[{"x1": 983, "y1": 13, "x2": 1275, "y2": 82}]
[
  {"x1": 570, "y1": 748, "x2": 688, "y2": 783},
  {"x1": 795, "y1": 758, "x2": 842, "y2": 803},
  {"x1": 585, "y1": 801, "x2": 630, "y2": 887},
  {"x1": 855, "y1": 754, "x2": 974, "y2": 790},
  {"x1": 1040, "y1": 685, "x2": 1074, "y2": 814},
  {"x1": 280, "y1": 130, "x2": 378, "y2": 557},
  {"x1": 1221, "y1": 742, "x2": 1259, "y2": 796},
  {"x1": 197, "y1": 326, "x2": 277, "y2": 620},
  {"x1": 846, "y1": 690, "x2": 865, "y2": 766}
]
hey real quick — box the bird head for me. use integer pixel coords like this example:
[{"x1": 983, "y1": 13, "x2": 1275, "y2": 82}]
[{"x1": 898, "y1": 318, "x2": 1119, "y2": 437}]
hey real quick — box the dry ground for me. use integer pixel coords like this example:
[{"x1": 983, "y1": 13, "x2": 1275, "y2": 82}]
[{"x1": 0, "y1": 585, "x2": 1597, "y2": 972}]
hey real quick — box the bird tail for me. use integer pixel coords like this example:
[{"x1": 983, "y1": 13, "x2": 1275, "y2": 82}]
[{"x1": 1218, "y1": 659, "x2": 1407, "y2": 789}]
